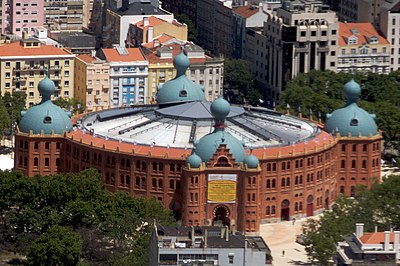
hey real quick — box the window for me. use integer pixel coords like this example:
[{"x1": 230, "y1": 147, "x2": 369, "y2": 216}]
[
  {"x1": 311, "y1": 31, "x2": 316, "y2": 36},
  {"x1": 331, "y1": 30, "x2": 337, "y2": 35},
  {"x1": 43, "y1": 116, "x2": 52, "y2": 124},
  {"x1": 350, "y1": 118, "x2": 358, "y2": 126},
  {"x1": 321, "y1": 30, "x2": 327, "y2": 36},
  {"x1": 331, "y1": 40, "x2": 336, "y2": 45},
  {"x1": 5, "y1": 62, "x2": 10, "y2": 68},
  {"x1": 64, "y1": 70, "x2": 69, "y2": 77}
]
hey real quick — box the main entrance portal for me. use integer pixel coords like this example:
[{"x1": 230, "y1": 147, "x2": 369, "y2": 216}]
[{"x1": 213, "y1": 205, "x2": 230, "y2": 227}]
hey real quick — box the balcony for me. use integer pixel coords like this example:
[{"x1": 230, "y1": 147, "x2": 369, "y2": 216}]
[{"x1": 12, "y1": 76, "x2": 26, "y2": 82}]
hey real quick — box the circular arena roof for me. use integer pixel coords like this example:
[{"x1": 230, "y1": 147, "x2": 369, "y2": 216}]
[{"x1": 78, "y1": 102, "x2": 320, "y2": 150}]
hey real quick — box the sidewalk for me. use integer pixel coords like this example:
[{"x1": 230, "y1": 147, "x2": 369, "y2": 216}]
[{"x1": 260, "y1": 218, "x2": 314, "y2": 266}]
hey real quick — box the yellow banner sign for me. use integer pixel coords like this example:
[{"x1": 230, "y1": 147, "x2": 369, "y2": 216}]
[{"x1": 207, "y1": 174, "x2": 237, "y2": 203}]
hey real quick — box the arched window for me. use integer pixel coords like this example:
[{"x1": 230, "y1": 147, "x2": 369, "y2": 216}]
[
  {"x1": 341, "y1": 160, "x2": 346, "y2": 168},
  {"x1": 295, "y1": 176, "x2": 299, "y2": 185},
  {"x1": 152, "y1": 178, "x2": 157, "y2": 189},
  {"x1": 120, "y1": 174, "x2": 124, "y2": 186},
  {"x1": 282, "y1": 162, "x2": 286, "y2": 170},
  {"x1": 271, "y1": 206, "x2": 276, "y2": 214},
  {"x1": 34, "y1": 157, "x2": 39, "y2": 167},
  {"x1": 281, "y1": 178, "x2": 285, "y2": 187},
  {"x1": 295, "y1": 202, "x2": 299, "y2": 211},
  {"x1": 158, "y1": 179, "x2": 163, "y2": 189},
  {"x1": 352, "y1": 160, "x2": 356, "y2": 168},
  {"x1": 286, "y1": 177, "x2": 290, "y2": 187},
  {"x1": 45, "y1": 157, "x2": 49, "y2": 167},
  {"x1": 272, "y1": 179, "x2": 276, "y2": 188},
  {"x1": 266, "y1": 179, "x2": 271, "y2": 188},
  {"x1": 141, "y1": 177, "x2": 146, "y2": 189},
  {"x1": 266, "y1": 206, "x2": 270, "y2": 215},
  {"x1": 299, "y1": 202, "x2": 303, "y2": 210},
  {"x1": 215, "y1": 156, "x2": 231, "y2": 167},
  {"x1": 350, "y1": 186, "x2": 356, "y2": 197}
]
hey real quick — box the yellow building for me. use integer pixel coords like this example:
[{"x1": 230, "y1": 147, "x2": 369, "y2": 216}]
[
  {"x1": 74, "y1": 54, "x2": 111, "y2": 112},
  {"x1": 127, "y1": 16, "x2": 187, "y2": 47},
  {"x1": 337, "y1": 22, "x2": 391, "y2": 74},
  {"x1": 0, "y1": 39, "x2": 76, "y2": 108}
]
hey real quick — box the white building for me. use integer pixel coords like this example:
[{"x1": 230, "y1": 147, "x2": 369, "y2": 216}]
[
  {"x1": 380, "y1": 1, "x2": 400, "y2": 72},
  {"x1": 97, "y1": 46, "x2": 148, "y2": 107}
]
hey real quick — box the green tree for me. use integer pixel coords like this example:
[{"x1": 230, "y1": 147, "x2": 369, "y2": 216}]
[
  {"x1": 52, "y1": 98, "x2": 85, "y2": 115},
  {"x1": 223, "y1": 59, "x2": 254, "y2": 103},
  {"x1": 27, "y1": 225, "x2": 82, "y2": 266},
  {"x1": 2, "y1": 91, "x2": 26, "y2": 123},
  {"x1": 0, "y1": 97, "x2": 10, "y2": 139},
  {"x1": 175, "y1": 13, "x2": 197, "y2": 42}
]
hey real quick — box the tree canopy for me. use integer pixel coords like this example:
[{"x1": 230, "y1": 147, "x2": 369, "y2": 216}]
[
  {"x1": 0, "y1": 169, "x2": 175, "y2": 265},
  {"x1": 303, "y1": 175, "x2": 400, "y2": 264},
  {"x1": 27, "y1": 225, "x2": 82, "y2": 266},
  {"x1": 52, "y1": 97, "x2": 85, "y2": 115},
  {"x1": 223, "y1": 59, "x2": 263, "y2": 105}
]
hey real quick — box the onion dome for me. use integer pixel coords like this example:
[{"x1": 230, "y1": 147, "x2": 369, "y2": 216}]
[
  {"x1": 324, "y1": 79, "x2": 377, "y2": 137},
  {"x1": 193, "y1": 98, "x2": 246, "y2": 163},
  {"x1": 210, "y1": 97, "x2": 230, "y2": 121},
  {"x1": 244, "y1": 154, "x2": 259, "y2": 168},
  {"x1": 19, "y1": 76, "x2": 72, "y2": 134},
  {"x1": 186, "y1": 152, "x2": 203, "y2": 168},
  {"x1": 343, "y1": 78, "x2": 361, "y2": 104},
  {"x1": 156, "y1": 51, "x2": 205, "y2": 106}
]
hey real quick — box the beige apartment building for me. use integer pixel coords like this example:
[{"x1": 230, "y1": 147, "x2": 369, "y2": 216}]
[
  {"x1": 44, "y1": 0, "x2": 84, "y2": 31},
  {"x1": 0, "y1": 39, "x2": 75, "y2": 108},
  {"x1": 263, "y1": 0, "x2": 338, "y2": 100},
  {"x1": 337, "y1": 22, "x2": 391, "y2": 74},
  {"x1": 74, "y1": 54, "x2": 110, "y2": 112}
]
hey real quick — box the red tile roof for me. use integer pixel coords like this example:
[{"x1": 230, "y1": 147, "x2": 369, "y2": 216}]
[
  {"x1": 135, "y1": 16, "x2": 186, "y2": 30},
  {"x1": 0, "y1": 41, "x2": 73, "y2": 57},
  {"x1": 234, "y1": 4, "x2": 261, "y2": 18},
  {"x1": 142, "y1": 34, "x2": 176, "y2": 49},
  {"x1": 77, "y1": 54, "x2": 96, "y2": 64},
  {"x1": 101, "y1": 47, "x2": 146, "y2": 62},
  {"x1": 146, "y1": 44, "x2": 206, "y2": 65},
  {"x1": 338, "y1": 22, "x2": 389, "y2": 46},
  {"x1": 359, "y1": 232, "x2": 395, "y2": 244}
]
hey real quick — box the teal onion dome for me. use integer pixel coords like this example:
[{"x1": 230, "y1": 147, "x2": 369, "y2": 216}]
[
  {"x1": 324, "y1": 79, "x2": 377, "y2": 137},
  {"x1": 38, "y1": 76, "x2": 56, "y2": 102},
  {"x1": 344, "y1": 79, "x2": 361, "y2": 104},
  {"x1": 210, "y1": 97, "x2": 230, "y2": 121},
  {"x1": 19, "y1": 76, "x2": 72, "y2": 134},
  {"x1": 173, "y1": 51, "x2": 190, "y2": 77},
  {"x1": 186, "y1": 152, "x2": 203, "y2": 168},
  {"x1": 194, "y1": 130, "x2": 246, "y2": 163},
  {"x1": 244, "y1": 154, "x2": 259, "y2": 168},
  {"x1": 156, "y1": 51, "x2": 205, "y2": 106}
]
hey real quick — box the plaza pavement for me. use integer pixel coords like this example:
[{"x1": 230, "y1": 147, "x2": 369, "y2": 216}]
[{"x1": 260, "y1": 218, "x2": 313, "y2": 266}]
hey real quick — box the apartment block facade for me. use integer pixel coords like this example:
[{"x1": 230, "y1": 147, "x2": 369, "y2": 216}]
[
  {"x1": 74, "y1": 54, "x2": 110, "y2": 112},
  {"x1": 264, "y1": 0, "x2": 338, "y2": 100},
  {"x1": 97, "y1": 46, "x2": 148, "y2": 107},
  {"x1": 0, "y1": 0, "x2": 44, "y2": 36},
  {"x1": 380, "y1": 1, "x2": 400, "y2": 72},
  {"x1": 0, "y1": 39, "x2": 75, "y2": 108},
  {"x1": 44, "y1": 0, "x2": 84, "y2": 31},
  {"x1": 337, "y1": 22, "x2": 391, "y2": 74}
]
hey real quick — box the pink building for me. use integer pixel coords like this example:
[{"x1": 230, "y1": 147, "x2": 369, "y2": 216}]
[{"x1": 1, "y1": 0, "x2": 44, "y2": 36}]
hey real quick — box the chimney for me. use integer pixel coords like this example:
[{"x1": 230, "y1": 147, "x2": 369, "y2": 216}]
[
  {"x1": 355, "y1": 223, "x2": 364, "y2": 238},
  {"x1": 221, "y1": 227, "x2": 225, "y2": 239},
  {"x1": 384, "y1": 231, "x2": 391, "y2": 251},
  {"x1": 143, "y1": 17, "x2": 149, "y2": 27},
  {"x1": 147, "y1": 26, "x2": 153, "y2": 42},
  {"x1": 394, "y1": 231, "x2": 400, "y2": 259},
  {"x1": 204, "y1": 229, "x2": 208, "y2": 248},
  {"x1": 225, "y1": 225, "x2": 229, "y2": 241},
  {"x1": 22, "y1": 31, "x2": 28, "y2": 39},
  {"x1": 191, "y1": 226, "x2": 195, "y2": 246}
]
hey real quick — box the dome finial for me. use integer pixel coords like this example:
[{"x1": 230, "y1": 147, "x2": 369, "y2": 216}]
[
  {"x1": 173, "y1": 48, "x2": 190, "y2": 77},
  {"x1": 210, "y1": 97, "x2": 230, "y2": 128},
  {"x1": 38, "y1": 73, "x2": 56, "y2": 102},
  {"x1": 343, "y1": 78, "x2": 361, "y2": 105}
]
